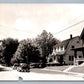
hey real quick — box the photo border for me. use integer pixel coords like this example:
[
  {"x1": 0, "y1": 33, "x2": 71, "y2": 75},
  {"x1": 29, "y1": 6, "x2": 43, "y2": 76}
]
[
  {"x1": 0, "y1": 0, "x2": 84, "y2": 3},
  {"x1": 0, "y1": 0, "x2": 84, "y2": 84}
]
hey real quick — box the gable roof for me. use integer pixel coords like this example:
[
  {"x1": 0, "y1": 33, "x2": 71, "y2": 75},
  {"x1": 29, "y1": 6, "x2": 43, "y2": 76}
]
[
  {"x1": 80, "y1": 28, "x2": 84, "y2": 39},
  {"x1": 55, "y1": 39, "x2": 70, "y2": 49},
  {"x1": 54, "y1": 36, "x2": 79, "y2": 49}
]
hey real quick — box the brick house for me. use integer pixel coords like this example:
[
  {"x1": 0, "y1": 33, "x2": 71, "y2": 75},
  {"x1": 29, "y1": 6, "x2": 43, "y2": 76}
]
[{"x1": 48, "y1": 34, "x2": 83, "y2": 65}]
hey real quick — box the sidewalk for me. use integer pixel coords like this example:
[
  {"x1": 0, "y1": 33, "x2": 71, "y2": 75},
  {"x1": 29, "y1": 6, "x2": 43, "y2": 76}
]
[
  {"x1": 63, "y1": 66, "x2": 74, "y2": 72},
  {"x1": 18, "y1": 71, "x2": 84, "y2": 81},
  {"x1": 43, "y1": 67, "x2": 84, "y2": 78}
]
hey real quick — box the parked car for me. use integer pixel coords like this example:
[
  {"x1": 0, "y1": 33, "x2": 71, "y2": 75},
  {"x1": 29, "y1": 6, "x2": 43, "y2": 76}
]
[
  {"x1": 12, "y1": 63, "x2": 19, "y2": 70},
  {"x1": 17, "y1": 63, "x2": 30, "y2": 72},
  {"x1": 30, "y1": 62, "x2": 44, "y2": 68}
]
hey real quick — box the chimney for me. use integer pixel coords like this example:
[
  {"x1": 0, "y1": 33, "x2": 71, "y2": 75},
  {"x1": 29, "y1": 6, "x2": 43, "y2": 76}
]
[{"x1": 70, "y1": 34, "x2": 72, "y2": 39}]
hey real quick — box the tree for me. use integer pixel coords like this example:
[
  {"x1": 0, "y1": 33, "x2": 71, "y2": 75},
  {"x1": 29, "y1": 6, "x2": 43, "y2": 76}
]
[
  {"x1": 12, "y1": 39, "x2": 41, "y2": 65},
  {"x1": 35, "y1": 30, "x2": 60, "y2": 67},
  {"x1": 12, "y1": 39, "x2": 28, "y2": 64},
  {"x1": 2, "y1": 38, "x2": 19, "y2": 66},
  {"x1": 0, "y1": 45, "x2": 5, "y2": 64}
]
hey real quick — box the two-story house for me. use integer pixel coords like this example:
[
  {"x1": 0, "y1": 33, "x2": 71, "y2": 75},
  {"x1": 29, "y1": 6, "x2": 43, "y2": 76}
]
[
  {"x1": 48, "y1": 34, "x2": 83, "y2": 65},
  {"x1": 72, "y1": 28, "x2": 84, "y2": 65}
]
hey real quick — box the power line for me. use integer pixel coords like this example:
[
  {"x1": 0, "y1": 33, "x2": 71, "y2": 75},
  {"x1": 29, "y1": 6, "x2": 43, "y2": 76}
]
[
  {"x1": 1, "y1": 12, "x2": 84, "y2": 34},
  {"x1": 53, "y1": 19, "x2": 84, "y2": 35},
  {"x1": 0, "y1": 19, "x2": 84, "y2": 39},
  {"x1": 1, "y1": 12, "x2": 84, "y2": 36},
  {"x1": 52, "y1": 12, "x2": 84, "y2": 35}
]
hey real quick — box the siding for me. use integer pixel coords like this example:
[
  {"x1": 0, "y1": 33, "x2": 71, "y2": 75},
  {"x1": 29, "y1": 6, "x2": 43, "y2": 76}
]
[{"x1": 64, "y1": 37, "x2": 83, "y2": 65}]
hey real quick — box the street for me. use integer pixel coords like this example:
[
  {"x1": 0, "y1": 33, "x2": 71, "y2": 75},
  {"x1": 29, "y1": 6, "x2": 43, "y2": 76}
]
[{"x1": 0, "y1": 65, "x2": 84, "y2": 81}]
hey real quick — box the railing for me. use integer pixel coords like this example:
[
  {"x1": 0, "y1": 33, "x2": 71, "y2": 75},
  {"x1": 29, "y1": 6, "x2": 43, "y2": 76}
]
[{"x1": 76, "y1": 58, "x2": 84, "y2": 61}]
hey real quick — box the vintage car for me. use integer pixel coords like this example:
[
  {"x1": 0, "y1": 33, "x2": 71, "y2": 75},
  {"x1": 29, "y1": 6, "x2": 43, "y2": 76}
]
[
  {"x1": 17, "y1": 63, "x2": 30, "y2": 72},
  {"x1": 12, "y1": 63, "x2": 19, "y2": 70},
  {"x1": 30, "y1": 62, "x2": 45, "y2": 68}
]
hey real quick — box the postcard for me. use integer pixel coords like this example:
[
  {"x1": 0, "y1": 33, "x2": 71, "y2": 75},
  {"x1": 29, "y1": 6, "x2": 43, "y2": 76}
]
[{"x1": 0, "y1": 4, "x2": 84, "y2": 81}]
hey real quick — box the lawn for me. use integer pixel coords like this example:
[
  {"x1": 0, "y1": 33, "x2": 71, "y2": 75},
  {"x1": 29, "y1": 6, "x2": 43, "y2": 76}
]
[
  {"x1": 45, "y1": 65, "x2": 70, "y2": 71},
  {"x1": 30, "y1": 68, "x2": 75, "y2": 76},
  {"x1": 69, "y1": 66, "x2": 84, "y2": 73}
]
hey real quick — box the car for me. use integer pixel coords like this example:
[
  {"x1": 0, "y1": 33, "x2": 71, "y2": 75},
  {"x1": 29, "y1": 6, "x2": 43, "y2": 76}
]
[
  {"x1": 12, "y1": 63, "x2": 19, "y2": 70},
  {"x1": 17, "y1": 63, "x2": 30, "y2": 72},
  {"x1": 30, "y1": 62, "x2": 44, "y2": 68}
]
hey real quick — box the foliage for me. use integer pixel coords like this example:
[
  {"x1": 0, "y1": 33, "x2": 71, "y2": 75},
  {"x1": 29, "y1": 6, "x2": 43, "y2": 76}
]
[
  {"x1": 0, "y1": 45, "x2": 5, "y2": 64},
  {"x1": 2, "y1": 38, "x2": 19, "y2": 66},
  {"x1": 12, "y1": 39, "x2": 41, "y2": 65},
  {"x1": 0, "y1": 30, "x2": 60, "y2": 67},
  {"x1": 35, "y1": 30, "x2": 60, "y2": 66}
]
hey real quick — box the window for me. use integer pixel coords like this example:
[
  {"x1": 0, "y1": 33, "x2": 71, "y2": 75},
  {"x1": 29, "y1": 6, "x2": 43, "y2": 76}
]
[
  {"x1": 61, "y1": 46, "x2": 63, "y2": 50},
  {"x1": 69, "y1": 56, "x2": 71, "y2": 61},
  {"x1": 77, "y1": 41, "x2": 79, "y2": 43},
  {"x1": 72, "y1": 56, "x2": 74, "y2": 61},
  {"x1": 72, "y1": 45, "x2": 74, "y2": 48},
  {"x1": 79, "y1": 56, "x2": 82, "y2": 58},
  {"x1": 69, "y1": 56, "x2": 74, "y2": 61}
]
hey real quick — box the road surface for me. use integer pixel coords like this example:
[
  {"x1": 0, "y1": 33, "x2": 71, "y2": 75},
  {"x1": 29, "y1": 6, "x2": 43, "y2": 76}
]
[{"x1": 0, "y1": 65, "x2": 84, "y2": 81}]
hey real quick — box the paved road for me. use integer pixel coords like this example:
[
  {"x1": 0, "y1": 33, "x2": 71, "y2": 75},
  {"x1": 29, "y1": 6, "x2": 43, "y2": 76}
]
[{"x1": 0, "y1": 65, "x2": 84, "y2": 81}]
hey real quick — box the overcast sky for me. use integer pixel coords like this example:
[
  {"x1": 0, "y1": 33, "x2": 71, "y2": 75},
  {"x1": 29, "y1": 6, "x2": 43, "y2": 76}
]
[{"x1": 0, "y1": 4, "x2": 84, "y2": 41}]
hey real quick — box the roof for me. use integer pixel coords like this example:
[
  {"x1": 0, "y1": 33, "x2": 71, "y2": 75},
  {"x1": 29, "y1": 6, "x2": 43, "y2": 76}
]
[
  {"x1": 54, "y1": 36, "x2": 79, "y2": 49},
  {"x1": 80, "y1": 28, "x2": 84, "y2": 39},
  {"x1": 72, "y1": 46, "x2": 84, "y2": 51}
]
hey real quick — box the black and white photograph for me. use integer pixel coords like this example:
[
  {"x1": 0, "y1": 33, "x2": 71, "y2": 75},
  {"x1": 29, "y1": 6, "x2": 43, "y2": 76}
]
[{"x1": 0, "y1": 4, "x2": 84, "y2": 81}]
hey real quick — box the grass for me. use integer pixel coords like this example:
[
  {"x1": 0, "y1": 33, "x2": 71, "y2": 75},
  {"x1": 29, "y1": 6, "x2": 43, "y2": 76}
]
[
  {"x1": 45, "y1": 65, "x2": 70, "y2": 71},
  {"x1": 69, "y1": 66, "x2": 84, "y2": 73},
  {"x1": 30, "y1": 68, "x2": 74, "y2": 75}
]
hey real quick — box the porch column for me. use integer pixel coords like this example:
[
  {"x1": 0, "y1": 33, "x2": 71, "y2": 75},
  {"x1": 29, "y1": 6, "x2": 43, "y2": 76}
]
[
  {"x1": 54, "y1": 55, "x2": 58, "y2": 63},
  {"x1": 56, "y1": 56, "x2": 58, "y2": 62},
  {"x1": 74, "y1": 50, "x2": 77, "y2": 65}
]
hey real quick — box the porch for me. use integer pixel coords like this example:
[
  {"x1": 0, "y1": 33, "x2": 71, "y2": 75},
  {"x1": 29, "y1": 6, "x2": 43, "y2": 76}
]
[
  {"x1": 72, "y1": 46, "x2": 84, "y2": 65},
  {"x1": 47, "y1": 51, "x2": 65, "y2": 65}
]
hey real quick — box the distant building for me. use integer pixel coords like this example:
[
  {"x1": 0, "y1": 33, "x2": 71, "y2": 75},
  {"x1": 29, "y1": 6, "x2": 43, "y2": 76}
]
[{"x1": 48, "y1": 32, "x2": 83, "y2": 65}]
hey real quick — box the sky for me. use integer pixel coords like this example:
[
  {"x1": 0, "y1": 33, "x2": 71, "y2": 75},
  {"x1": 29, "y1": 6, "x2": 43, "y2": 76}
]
[{"x1": 0, "y1": 4, "x2": 84, "y2": 41}]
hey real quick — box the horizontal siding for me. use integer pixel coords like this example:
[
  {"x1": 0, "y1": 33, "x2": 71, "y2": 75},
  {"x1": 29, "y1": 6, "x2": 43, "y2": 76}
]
[{"x1": 64, "y1": 37, "x2": 83, "y2": 65}]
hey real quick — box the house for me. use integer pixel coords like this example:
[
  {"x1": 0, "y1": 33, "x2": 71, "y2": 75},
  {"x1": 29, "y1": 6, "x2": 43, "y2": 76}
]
[
  {"x1": 48, "y1": 34, "x2": 83, "y2": 65},
  {"x1": 72, "y1": 28, "x2": 84, "y2": 65}
]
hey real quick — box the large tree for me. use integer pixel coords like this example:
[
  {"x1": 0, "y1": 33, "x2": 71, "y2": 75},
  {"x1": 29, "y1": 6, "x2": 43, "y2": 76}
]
[
  {"x1": 2, "y1": 38, "x2": 19, "y2": 66},
  {"x1": 35, "y1": 30, "x2": 60, "y2": 67},
  {"x1": 0, "y1": 44, "x2": 5, "y2": 64},
  {"x1": 12, "y1": 39, "x2": 41, "y2": 65}
]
